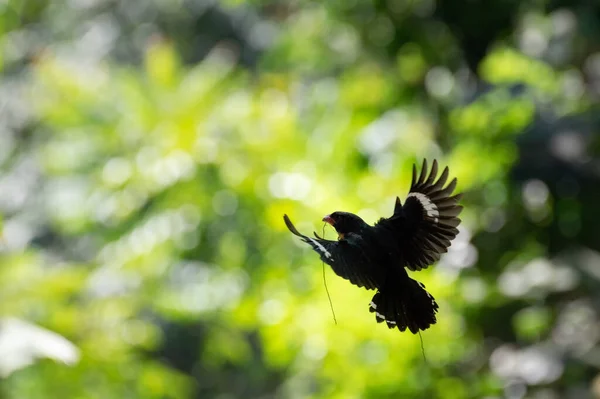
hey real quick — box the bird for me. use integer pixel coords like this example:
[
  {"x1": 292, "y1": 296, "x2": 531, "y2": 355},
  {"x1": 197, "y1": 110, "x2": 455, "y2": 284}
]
[{"x1": 283, "y1": 159, "x2": 463, "y2": 334}]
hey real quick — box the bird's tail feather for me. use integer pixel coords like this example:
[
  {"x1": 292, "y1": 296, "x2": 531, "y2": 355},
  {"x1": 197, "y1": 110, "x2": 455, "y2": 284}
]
[{"x1": 369, "y1": 277, "x2": 439, "y2": 334}]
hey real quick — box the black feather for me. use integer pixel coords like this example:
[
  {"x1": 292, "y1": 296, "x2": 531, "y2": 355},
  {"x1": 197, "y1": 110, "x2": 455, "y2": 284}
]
[{"x1": 284, "y1": 159, "x2": 462, "y2": 334}]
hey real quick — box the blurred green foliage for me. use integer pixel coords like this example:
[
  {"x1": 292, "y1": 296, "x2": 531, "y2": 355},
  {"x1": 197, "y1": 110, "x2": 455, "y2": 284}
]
[{"x1": 1, "y1": 1, "x2": 600, "y2": 398}]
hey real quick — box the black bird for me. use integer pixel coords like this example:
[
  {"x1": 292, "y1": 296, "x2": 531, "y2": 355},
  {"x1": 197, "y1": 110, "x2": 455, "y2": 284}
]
[{"x1": 283, "y1": 159, "x2": 463, "y2": 334}]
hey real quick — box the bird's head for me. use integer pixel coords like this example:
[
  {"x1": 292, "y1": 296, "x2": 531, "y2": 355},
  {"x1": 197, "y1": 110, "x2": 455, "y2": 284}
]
[{"x1": 322, "y1": 211, "x2": 369, "y2": 238}]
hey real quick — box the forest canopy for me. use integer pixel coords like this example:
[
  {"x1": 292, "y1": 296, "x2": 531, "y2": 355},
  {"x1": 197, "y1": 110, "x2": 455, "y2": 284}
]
[{"x1": 0, "y1": 0, "x2": 599, "y2": 398}]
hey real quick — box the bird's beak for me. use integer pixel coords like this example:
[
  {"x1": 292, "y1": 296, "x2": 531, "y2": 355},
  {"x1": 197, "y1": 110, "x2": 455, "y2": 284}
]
[{"x1": 322, "y1": 215, "x2": 335, "y2": 225}]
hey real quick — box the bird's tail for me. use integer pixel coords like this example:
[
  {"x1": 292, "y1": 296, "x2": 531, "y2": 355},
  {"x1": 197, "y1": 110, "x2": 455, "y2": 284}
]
[{"x1": 369, "y1": 275, "x2": 439, "y2": 334}]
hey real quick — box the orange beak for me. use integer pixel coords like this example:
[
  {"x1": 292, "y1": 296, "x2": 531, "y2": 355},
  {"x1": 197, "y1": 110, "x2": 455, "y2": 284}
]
[{"x1": 322, "y1": 215, "x2": 335, "y2": 225}]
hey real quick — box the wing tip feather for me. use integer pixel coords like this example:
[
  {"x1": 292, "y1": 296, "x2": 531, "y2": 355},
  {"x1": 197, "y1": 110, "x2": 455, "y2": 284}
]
[
  {"x1": 283, "y1": 214, "x2": 303, "y2": 237},
  {"x1": 411, "y1": 164, "x2": 417, "y2": 188}
]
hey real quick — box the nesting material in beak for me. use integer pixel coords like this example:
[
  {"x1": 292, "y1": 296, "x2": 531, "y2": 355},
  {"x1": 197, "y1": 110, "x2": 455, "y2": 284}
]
[{"x1": 322, "y1": 215, "x2": 335, "y2": 225}]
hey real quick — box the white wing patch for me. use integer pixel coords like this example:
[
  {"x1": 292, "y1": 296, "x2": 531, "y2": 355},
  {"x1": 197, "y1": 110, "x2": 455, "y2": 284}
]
[
  {"x1": 370, "y1": 299, "x2": 397, "y2": 325},
  {"x1": 307, "y1": 237, "x2": 333, "y2": 261},
  {"x1": 407, "y1": 192, "x2": 439, "y2": 223}
]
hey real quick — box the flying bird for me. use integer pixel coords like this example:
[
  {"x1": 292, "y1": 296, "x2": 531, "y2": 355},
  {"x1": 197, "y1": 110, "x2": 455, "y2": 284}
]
[{"x1": 283, "y1": 159, "x2": 463, "y2": 334}]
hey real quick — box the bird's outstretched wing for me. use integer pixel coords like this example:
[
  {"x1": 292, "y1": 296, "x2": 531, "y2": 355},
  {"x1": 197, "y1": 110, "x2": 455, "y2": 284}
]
[
  {"x1": 375, "y1": 159, "x2": 463, "y2": 271},
  {"x1": 283, "y1": 214, "x2": 380, "y2": 290}
]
